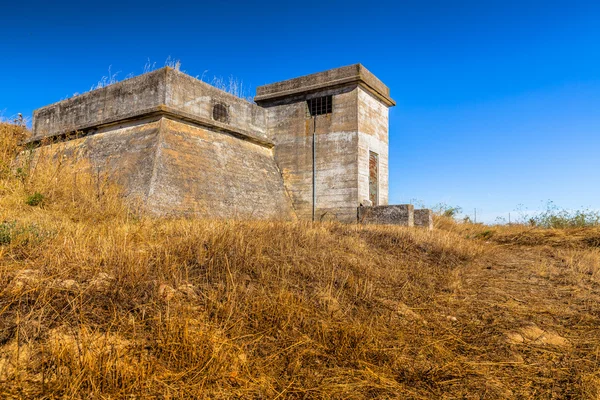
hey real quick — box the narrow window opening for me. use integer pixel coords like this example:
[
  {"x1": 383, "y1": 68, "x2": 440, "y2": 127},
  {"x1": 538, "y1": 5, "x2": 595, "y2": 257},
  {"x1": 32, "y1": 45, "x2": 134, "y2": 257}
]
[
  {"x1": 307, "y1": 95, "x2": 332, "y2": 116},
  {"x1": 212, "y1": 103, "x2": 228, "y2": 122},
  {"x1": 369, "y1": 151, "x2": 379, "y2": 206}
]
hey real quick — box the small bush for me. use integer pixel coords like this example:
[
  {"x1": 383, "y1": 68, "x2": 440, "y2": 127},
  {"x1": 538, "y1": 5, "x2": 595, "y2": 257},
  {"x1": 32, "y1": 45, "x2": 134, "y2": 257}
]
[
  {"x1": 0, "y1": 220, "x2": 42, "y2": 245},
  {"x1": 0, "y1": 221, "x2": 16, "y2": 245},
  {"x1": 475, "y1": 229, "x2": 494, "y2": 240},
  {"x1": 431, "y1": 203, "x2": 463, "y2": 219},
  {"x1": 25, "y1": 191, "x2": 45, "y2": 206}
]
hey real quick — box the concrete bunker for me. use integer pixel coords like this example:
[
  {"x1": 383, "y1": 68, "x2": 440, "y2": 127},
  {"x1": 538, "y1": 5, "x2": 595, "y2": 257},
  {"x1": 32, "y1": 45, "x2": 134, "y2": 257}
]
[{"x1": 30, "y1": 64, "x2": 432, "y2": 227}]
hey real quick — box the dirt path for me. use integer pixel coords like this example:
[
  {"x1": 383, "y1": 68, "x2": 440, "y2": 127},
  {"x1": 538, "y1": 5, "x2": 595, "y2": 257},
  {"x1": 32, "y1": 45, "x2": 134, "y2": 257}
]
[{"x1": 439, "y1": 244, "x2": 600, "y2": 398}]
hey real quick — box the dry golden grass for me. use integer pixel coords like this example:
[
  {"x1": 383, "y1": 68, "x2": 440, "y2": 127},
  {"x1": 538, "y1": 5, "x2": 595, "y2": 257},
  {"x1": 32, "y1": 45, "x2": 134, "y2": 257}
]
[{"x1": 1, "y1": 122, "x2": 600, "y2": 399}]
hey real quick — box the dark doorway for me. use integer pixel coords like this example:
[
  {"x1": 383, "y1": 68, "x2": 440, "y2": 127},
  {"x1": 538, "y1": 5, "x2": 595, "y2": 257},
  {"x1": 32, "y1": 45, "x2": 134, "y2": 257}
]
[{"x1": 369, "y1": 151, "x2": 379, "y2": 206}]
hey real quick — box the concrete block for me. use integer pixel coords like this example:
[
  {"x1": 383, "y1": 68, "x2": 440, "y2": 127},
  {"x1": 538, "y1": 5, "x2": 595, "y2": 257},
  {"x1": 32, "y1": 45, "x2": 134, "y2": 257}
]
[
  {"x1": 414, "y1": 209, "x2": 433, "y2": 230},
  {"x1": 358, "y1": 204, "x2": 414, "y2": 226}
]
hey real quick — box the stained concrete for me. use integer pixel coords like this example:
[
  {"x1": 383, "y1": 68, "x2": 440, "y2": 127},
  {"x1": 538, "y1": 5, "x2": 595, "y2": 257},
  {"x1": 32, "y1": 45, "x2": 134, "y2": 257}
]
[
  {"x1": 357, "y1": 87, "x2": 389, "y2": 207},
  {"x1": 145, "y1": 118, "x2": 293, "y2": 218},
  {"x1": 256, "y1": 64, "x2": 394, "y2": 223},
  {"x1": 415, "y1": 209, "x2": 434, "y2": 230},
  {"x1": 33, "y1": 68, "x2": 270, "y2": 147},
  {"x1": 255, "y1": 64, "x2": 395, "y2": 107},
  {"x1": 261, "y1": 85, "x2": 360, "y2": 222},
  {"x1": 358, "y1": 205, "x2": 415, "y2": 226}
]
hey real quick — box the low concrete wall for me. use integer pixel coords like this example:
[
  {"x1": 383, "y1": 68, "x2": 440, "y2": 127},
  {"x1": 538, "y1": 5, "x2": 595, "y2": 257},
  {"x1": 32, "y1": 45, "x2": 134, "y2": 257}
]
[
  {"x1": 414, "y1": 209, "x2": 433, "y2": 230},
  {"x1": 357, "y1": 204, "x2": 414, "y2": 226}
]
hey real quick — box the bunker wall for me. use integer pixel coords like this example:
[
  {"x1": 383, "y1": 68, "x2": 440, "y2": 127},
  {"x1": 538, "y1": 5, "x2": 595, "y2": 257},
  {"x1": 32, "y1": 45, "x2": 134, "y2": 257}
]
[
  {"x1": 165, "y1": 70, "x2": 269, "y2": 143},
  {"x1": 357, "y1": 87, "x2": 389, "y2": 207},
  {"x1": 32, "y1": 69, "x2": 167, "y2": 141},
  {"x1": 31, "y1": 118, "x2": 162, "y2": 200},
  {"x1": 265, "y1": 86, "x2": 360, "y2": 222},
  {"x1": 414, "y1": 209, "x2": 434, "y2": 230},
  {"x1": 146, "y1": 118, "x2": 294, "y2": 219},
  {"x1": 256, "y1": 64, "x2": 393, "y2": 106}
]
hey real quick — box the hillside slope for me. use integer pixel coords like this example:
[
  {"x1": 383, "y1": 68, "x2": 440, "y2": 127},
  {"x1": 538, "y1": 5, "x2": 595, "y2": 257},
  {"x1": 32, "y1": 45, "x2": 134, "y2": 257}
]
[{"x1": 1, "y1": 122, "x2": 600, "y2": 399}]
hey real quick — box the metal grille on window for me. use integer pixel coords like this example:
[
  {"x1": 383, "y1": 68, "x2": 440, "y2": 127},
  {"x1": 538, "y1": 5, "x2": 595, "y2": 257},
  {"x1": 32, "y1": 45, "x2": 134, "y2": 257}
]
[
  {"x1": 213, "y1": 104, "x2": 228, "y2": 122},
  {"x1": 307, "y1": 95, "x2": 332, "y2": 116}
]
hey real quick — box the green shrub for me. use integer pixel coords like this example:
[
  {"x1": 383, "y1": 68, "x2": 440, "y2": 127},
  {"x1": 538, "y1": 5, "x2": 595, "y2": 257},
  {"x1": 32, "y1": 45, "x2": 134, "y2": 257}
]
[
  {"x1": 0, "y1": 220, "x2": 43, "y2": 245},
  {"x1": 0, "y1": 221, "x2": 16, "y2": 245},
  {"x1": 26, "y1": 192, "x2": 45, "y2": 207}
]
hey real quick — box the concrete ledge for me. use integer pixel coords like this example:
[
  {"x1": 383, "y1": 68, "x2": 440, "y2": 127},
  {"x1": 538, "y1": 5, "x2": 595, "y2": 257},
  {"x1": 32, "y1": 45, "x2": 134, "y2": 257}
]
[
  {"x1": 33, "y1": 69, "x2": 167, "y2": 141},
  {"x1": 414, "y1": 209, "x2": 434, "y2": 230},
  {"x1": 28, "y1": 106, "x2": 274, "y2": 149},
  {"x1": 358, "y1": 204, "x2": 414, "y2": 226},
  {"x1": 255, "y1": 64, "x2": 395, "y2": 107}
]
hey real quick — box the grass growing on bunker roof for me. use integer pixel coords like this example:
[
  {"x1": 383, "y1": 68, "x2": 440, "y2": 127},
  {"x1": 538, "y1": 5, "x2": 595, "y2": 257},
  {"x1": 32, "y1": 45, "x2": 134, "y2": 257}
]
[{"x1": 1, "y1": 121, "x2": 600, "y2": 399}]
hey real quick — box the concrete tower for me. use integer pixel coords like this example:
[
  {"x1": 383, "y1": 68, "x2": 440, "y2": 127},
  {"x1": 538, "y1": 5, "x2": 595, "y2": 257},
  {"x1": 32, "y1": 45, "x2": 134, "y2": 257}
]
[{"x1": 256, "y1": 64, "x2": 395, "y2": 222}]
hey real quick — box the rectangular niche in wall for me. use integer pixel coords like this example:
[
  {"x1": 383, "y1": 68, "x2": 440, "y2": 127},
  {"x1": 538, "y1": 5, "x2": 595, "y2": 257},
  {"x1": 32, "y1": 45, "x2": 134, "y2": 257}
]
[{"x1": 369, "y1": 151, "x2": 379, "y2": 206}]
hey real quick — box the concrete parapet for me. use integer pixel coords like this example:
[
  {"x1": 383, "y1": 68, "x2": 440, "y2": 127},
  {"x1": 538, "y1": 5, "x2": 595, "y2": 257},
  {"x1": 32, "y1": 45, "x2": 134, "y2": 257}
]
[
  {"x1": 32, "y1": 67, "x2": 270, "y2": 147},
  {"x1": 414, "y1": 209, "x2": 433, "y2": 230},
  {"x1": 255, "y1": 64, "x2": 395, "y2": 107},
  {"x1": 358, "y1": 204, "x2": 414, "y2": 226}
]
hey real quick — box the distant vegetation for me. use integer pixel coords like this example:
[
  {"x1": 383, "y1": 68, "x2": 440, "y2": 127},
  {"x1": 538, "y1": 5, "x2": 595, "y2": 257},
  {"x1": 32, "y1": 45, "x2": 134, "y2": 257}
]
[
  {"x1": 514, "y1": 201, "x2": 600, "y2": 228},
  {"x1": 431, "y1": 201, "x2": 600, "y2": 229}
]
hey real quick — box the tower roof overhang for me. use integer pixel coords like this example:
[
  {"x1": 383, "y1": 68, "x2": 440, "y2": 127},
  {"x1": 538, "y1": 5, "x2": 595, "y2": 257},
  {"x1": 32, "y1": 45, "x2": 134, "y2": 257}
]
[{"x1": 255, "y1": 64, "x2": 395, "y2": 107}]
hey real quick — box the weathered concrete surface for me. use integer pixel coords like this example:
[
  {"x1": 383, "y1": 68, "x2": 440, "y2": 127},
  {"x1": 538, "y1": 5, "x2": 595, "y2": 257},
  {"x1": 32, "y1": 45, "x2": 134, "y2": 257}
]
[
  {"x1": 256, "y1": 65, "x2": 395, "y2": 223},
  {"x1": 262, "y1": 86, "x2": 360, "y2": 222},
  {"x1": 32, "y1": 70, "x2": 167, "y2": 142},
  {"x1": 31, "y1": 67, "x2": 293, "y2": 219},
  {"x1": 357, "y1": 87, "x2": 389, "y2": 207},
  {"x1": 37, "y1": 117, "x2": 162, "y2": 201},
  {"x1": 146, "y1": 118, "x2": 294, "y2": 219},
  {"x1": 414, "y1": 209, "x2": 434, "y2": 230},
  {"x1": 358, "y1": 205, "x2": 414, "y2": 226},
  {"x1": 32, "y1": 116, "x2": 294, "y2": 219},
  {"x1": 165, "y1": 71, "x2": 269, "y2": 143}
]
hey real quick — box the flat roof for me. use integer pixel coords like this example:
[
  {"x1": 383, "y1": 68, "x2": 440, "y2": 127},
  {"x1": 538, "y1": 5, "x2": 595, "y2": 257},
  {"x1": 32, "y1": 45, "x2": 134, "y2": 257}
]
[{"x1": 255, "y1": 64, "x2": 395, "y2": 107}]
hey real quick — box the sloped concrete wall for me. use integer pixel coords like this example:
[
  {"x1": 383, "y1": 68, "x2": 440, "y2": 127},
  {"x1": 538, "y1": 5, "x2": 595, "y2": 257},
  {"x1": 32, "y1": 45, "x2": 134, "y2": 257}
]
[
  {"x1": 33, "y1": 118, "x2": 162, "y2": 201},
  {"x1": 146, "y1": 118, "x2": 294, "y2": 219}
]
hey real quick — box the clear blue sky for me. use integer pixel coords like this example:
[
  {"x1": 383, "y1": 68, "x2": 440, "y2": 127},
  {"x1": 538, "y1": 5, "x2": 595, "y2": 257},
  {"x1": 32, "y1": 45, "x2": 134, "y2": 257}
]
[{"x1": 2, "y1": 0, "x2": 599, "y2": 222}]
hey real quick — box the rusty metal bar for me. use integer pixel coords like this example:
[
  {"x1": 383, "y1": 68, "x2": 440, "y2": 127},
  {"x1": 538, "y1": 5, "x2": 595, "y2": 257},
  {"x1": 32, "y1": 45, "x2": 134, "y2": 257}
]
[{"x1": 313, "y1": 113, "x2": 316, "y2": 222}]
